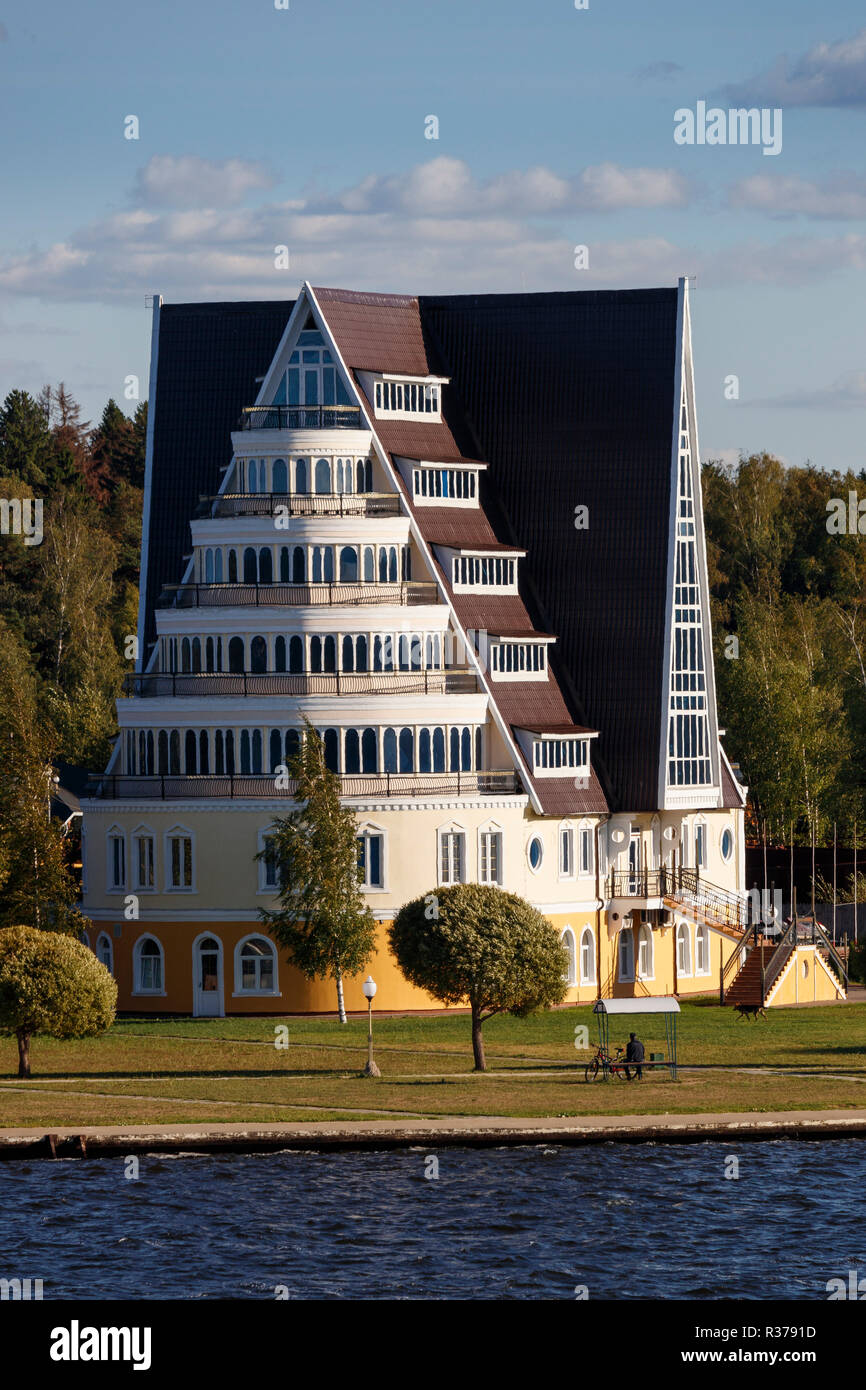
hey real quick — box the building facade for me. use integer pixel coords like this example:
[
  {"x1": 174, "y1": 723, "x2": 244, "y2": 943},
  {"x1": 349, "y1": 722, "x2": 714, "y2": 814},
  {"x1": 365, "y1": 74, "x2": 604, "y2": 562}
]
[{"x1": 80, "y1": 279, "x2": 750, "y2": 1015}]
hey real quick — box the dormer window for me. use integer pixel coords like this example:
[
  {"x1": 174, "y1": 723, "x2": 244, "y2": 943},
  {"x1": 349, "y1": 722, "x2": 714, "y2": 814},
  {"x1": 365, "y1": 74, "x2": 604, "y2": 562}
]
[
  {"x1": 451, "y1": 551, "x2": 520, "y2": 593},
  {"x1": 413, "y1": 464, "x2": 479, "y2": 504},
  {"x1": 489, "y1": 638, "x2": 551, "y2": 681},
  {"x1": 513, "y1": 725, "x2": 598, "y2": 779},
  {"x1": 371, "y1": 374, "x2": 447, "y2": 421}
]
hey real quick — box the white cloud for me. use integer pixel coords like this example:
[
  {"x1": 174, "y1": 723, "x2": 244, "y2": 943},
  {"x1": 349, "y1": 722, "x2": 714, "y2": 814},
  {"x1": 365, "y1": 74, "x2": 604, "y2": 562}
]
[
  {"x1": 133, "y1": 155, "x2": 276, "y2": 209},
  {"x1": 745, "y1": 371, "x2": 866, "y2": 409},
  {"x1": 729, "y1": 173, "x2": 866, "y2": 220},
  {"x1": 722, "y1": 27, "x2": 866, "y2": 107}
]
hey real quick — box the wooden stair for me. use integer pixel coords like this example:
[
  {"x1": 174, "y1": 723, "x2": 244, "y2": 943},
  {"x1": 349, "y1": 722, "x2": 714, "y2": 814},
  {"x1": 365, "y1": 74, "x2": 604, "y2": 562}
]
[{"x1": 723, "y1": 944, "x2": 782, "y2": 1007}]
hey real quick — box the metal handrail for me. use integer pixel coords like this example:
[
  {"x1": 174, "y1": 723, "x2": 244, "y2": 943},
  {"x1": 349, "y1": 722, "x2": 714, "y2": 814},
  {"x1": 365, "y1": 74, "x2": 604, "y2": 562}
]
[
  {"x1": 238, "y1": 405, "x2": 363, "y2": 431},
  {"x1": 198, "y1": 492, "x2": 401, "y2": 519},
  {"x1": 122, "y1": 670, "x2": 477, "y2": 698},
  {"x1": 84, "y1": 771, "x2": 522, "y2": 801},
  {"x1": 607, "y1": 866, "x2": 750, "y2": 932},
  {"x1": 156, "y1": 581, "x2": 440, "y2": 609}
]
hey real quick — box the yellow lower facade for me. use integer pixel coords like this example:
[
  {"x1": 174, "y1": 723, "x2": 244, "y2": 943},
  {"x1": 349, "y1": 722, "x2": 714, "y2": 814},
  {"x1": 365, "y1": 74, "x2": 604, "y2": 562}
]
[
  {"x1": 765, "y1": 945, "x2": 846, "y2": 1007},
  {"x1": 81, "y1": 909, "x2": 742, "y2": 1016}
]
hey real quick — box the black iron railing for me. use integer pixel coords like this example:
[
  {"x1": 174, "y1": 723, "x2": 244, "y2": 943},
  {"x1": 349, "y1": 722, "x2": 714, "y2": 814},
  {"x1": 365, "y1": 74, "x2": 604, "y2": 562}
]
[
  {"x1": 608, "y1": 865, "x2": 750, "y2": 932},
  {"x1": 156, "y1": 581, "x2": 440, "y2": 609},
  {"x1": 85, "y1": 771, "x2": 521, "y2": 801},
  {"x1": 196, "y1": 492, "x2": 401, "y2": 520},
  {"x1": 122, "y1": 670, "x2": 477, "y2": 698},
  {"x1": 238, "y1": 405, "x2": 363, "y2": 431}
]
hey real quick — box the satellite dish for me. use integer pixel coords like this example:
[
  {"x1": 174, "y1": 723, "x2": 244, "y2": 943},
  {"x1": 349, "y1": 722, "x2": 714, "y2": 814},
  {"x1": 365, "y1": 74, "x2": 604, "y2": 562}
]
[
  {"x1": 663, "y1": 826, "x2": 676, "y2": 841},
  {"x1": 610, "y1": 828, "x2": 625, "y2": 844}
]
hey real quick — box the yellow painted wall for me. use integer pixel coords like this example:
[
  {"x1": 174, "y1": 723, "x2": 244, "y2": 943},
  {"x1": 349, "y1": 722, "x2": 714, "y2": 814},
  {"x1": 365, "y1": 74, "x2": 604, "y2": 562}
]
[{"x1": 766, "y1": 946, "x2": 845, "y2": 1007}]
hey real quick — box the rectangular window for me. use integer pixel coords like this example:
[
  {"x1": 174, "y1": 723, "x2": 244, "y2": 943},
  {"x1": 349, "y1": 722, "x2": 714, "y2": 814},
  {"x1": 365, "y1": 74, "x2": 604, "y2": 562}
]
[
  {"x1": 559, "y1": 828, "x2": 574, "y2": 877},
  {"x1": 168, "y1": 835, "x2": 193, "y2": 890},
  {"x1": 480, "y1": 831, "x2": 502, "y2": 885},
  {"x1": 695, "y1": 822, "x2": 706, "y2": 869},
  {"x1": 579, "y1": 827, "x2": 593, "y2": 876},
  {"x1": 376, "y1": 379, "x2": 439, "y2": 418},
  {"x1": 108, "y1": 835, "x2": 125, "y2": 890},
  {"x1": 263, "y1": 836, "x2": 279, "y2": 889},
  {"x1": 135, "y1": 835, "x2": 154, "y2": 890},
  {"x1": 440, "y1": 832, "x2": 464, "y2": 885},
  {"x1": 357, "y1": 833, "x2": 383, "y2": 889}
]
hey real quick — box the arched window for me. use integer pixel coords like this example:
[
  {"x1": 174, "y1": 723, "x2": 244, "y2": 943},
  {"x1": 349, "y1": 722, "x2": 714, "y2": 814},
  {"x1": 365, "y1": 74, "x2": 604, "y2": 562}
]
[
  {"x1": 225, "y1": 730, "x2": 235, "y2": 774},
  {"x1": 419, "y1": 728, "x2": 432, "y2": 772},
  {"x1": 270, "y1": 729, "x2": 282, "y2": 772},
  {"x1": 340, "y1": 546, "x2": 358, "y2": 582},
  {"x1": 215, "y1": 730, "x2": 224, "y2": 775},
  {"x1": 240, "y1": 730, "x2": 251, "y2": 774},
  {"x1": 236, "y1": 936, "x2": 276, "y2": 994},
  {"x1": 295, "y1": 458, "x2": 308, "y2": 493},
  {"x1": 383, "y1": 728, "x2": 397, "y2": 773},
  {"x1": 199, "y1": 730, "x2": 209, "y2": 775},
  {"x1": 357, "y1": 459, "x2": 366, "y2": 492},
  {"x1": 272, "y1": 459, "x2": 287, "y2": 493},
  {"x1": 342, "y1": 635, "x2": 354, "y2": 672},
  {"x1": 292, "y1": 545, "x2": 305, "y2": 582},
  {"x1": 228, "y1": 549, "x2": 238, "y2": 582},
  {"x1": 169, "y1": 730, "x2": 180, "y2": 775},
  {"x1": 361, "y1": 727, "x2": 378, "y2": 772},
  {"x1": 96, "y1": 933, "x2": 113, "y2": 973},
  {"x1": 228, "y1": 637, "x2": 244, "y2": 673},
  {"x1": 192, "y1": 637, "x2": 202, "y2": 673},
  {"x1": 618, "y1": 927, "x2": 635, "y2": 982},
  {"x1": 184, "y1": 729, "x2": 197, "y2": 774},
  {"x1": 158, "y1": 730, "x2": 169, "y2": 775},
  {"x1": 243, "y1": 547, "x2": 257, "y2": 583},
  {"x1": 134, "y1": 936, "x2": 164, "y2": 994},
  {"x1": 315, "y1": 458, "x2": 330, "y2": 493},
  {"x1": 285, "y1": 729, "x2": 300, "y2": 762},
  {"x1": 363, "y1": 546, "x2": 374, "y2": 582},
  {"x1": 214, "y1": 550, "x2": 223, "y2": 582},
  {"x1": 258, "y1": 548, "x2": 273, "y2": 584},
  {"x1": 378, "y1": 548, "x2": 388, "y2": 583},
  {"x1": 310, "y1": 636, "x2": 322, "y2": 673},
  {"x1": 461, "y1": 727, "x2": 471, "y2": 770},
  {"x1": 580, "y1": 928, "x2": 596, "y2": 985},
  {"x1": 676, "y1": 922, "x2": 691, "y2": 977},
  {"x1": 205, "y1": 549, "x2": 214, "y2": 583},
  {"x1": 279, "y1": 546, "x2": 290, "y2": 582},
  {"x1": 274, "y1": 636, "x2": 286, "y2": 672},
  {"x1": 561, "y1": 928, "x2": 577, "y2": 986},
  {"x1": 206, "y1": 636, "x2": 215, "y2": 672},
  {"x1": 323, "y1": 635, "x2": 336, "y2": 673},
  {"x1": 356, "y1": 634, "x2": 368, "y2": 671},
  {"x1": 323, "y1": 728, "x2": 339, "y2": 772},
  {"x1": 389, "y1": 546, "x2": 398, "y2": 582},
  {"x1": 433, "y1": 727, "x2": 446, "y2": 772},
  {"x1": 695, "y1": 922, "x2": 709, "y2": 975},
  {"x1": 181, "y1": 637, "x2": 191, "y2": 673},
  {"x1": 251, "y1": 636, "x2": 267, "y2": 674},
  {"x1": 289, "y1": 635, "x2": 303, "y2": 673},
  {"x1": 637, "y1": 923, "x2": 653, "y2": 980},
  {"x1": 145, "y1": 730, "x2": 154, "y2": 775},
  {"x1": 399, "y1": 727, "x2": 414, "y2": 772},
  {"x1": 449, "y1": 727, "x2": 460, "y2": 771},
  {"x1": 248, "y1": 459, "x2": 258, "y2": 493},
  {"x1": 251, "y1": 729, "x2": 263, "y2": 775},
  {"x1": 345, "y1": 729, "x2": 360, "y2": 773}
]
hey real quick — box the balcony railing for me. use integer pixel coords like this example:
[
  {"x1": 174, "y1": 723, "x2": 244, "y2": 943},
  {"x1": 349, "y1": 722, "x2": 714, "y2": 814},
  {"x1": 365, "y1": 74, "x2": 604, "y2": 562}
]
[
  {"x1": 123, "y1": 670, "x2": 478, "y2": 697},
  {"x1": 608, "y1": 866, "x2": 750, "y2": 933},
  {"x1": 86, "y1": 771, "x2": 521, "y2": 801},
  {"x1": 195, "y1": 492, "x2": 402, "y2": 520},
  {"x1": 156, "y1": 581, "x2": 440, "y2": 609},
  {"x1": 238, "y1": 405, "x2": 363, "y2": 431}
]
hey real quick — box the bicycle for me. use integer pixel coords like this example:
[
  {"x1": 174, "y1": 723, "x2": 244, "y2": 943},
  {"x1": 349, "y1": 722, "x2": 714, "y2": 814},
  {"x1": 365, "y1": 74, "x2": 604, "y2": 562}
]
[{"x1": 584, "y1": 1044, "x2": 630, "y2": 1082}]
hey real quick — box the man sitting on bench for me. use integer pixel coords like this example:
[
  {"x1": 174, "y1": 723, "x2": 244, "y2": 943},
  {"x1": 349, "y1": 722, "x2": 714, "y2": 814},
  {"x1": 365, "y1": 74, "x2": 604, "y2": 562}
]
[{"x1": 624, "y1": 1032, "x2": 645, "y2": 1081}]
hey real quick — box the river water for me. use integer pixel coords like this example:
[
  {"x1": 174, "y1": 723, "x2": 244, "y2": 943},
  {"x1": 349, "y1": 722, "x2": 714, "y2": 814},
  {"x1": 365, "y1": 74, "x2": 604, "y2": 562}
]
[{"x1": 2, "y1": 1139, "x2": 864, "y2": 1300}]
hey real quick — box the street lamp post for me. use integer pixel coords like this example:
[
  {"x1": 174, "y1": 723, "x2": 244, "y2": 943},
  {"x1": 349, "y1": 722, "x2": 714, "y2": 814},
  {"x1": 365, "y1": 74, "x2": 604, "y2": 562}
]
[{"x1": 362, "y1": 975, "x2": 381, "y2": 1077}]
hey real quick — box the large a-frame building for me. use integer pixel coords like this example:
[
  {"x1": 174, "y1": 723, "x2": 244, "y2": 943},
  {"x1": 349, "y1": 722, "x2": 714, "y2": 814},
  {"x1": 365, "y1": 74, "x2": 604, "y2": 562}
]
[{"x1": 81, "y1": 278, "x2": 754, "y2": 1015}]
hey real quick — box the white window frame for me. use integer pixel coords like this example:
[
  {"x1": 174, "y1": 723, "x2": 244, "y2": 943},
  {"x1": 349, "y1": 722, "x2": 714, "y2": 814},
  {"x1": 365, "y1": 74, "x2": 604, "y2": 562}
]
[
  {"x1": 106, "y1": 825, "x2": 126, "y2": 893},
  {"x1": 695, "y1": 817, "x2": 707, "y2": 870},
  {"x1": 695, "y1": 922, "x2": 710, "y2": 975},
  {"x1": 637, "y1": 922, "x2": 654, "y2": 981},
  {"x1": 96, "y1": 932, "x2": 114, "y2": 974},
  {"x1": 165, "y1": 825, "x2": 195, "y2": 893},
  {"x1": 478, "y1": 823, "x2": 503, "y2": 886},
  {"x1": 579, "y1": 927, "x2": 597, "y2": 985},
  {"x1": 526, "y1": 834, "x2": 544, "y2": 874},
  {"x1": 258, "y1": 827, "x2": 281, "y2": 894},
  {"x1": 438, "y1": 824, "x2": 466, "y2": 886},
  {"x1": 578, "y1": 823, "x2": 594, "y2": 878},
  {"x1": 357, "y1": 823, "x2": 387, "y2": 891},
  {"x1": 720, "y1": 825, "x2": 734, "y2": 863},
  {"x1": 133, "y1": 933, "x2": 166, "y2": 996},
  {"x1": 560, "y1": 927, "x2": 577, "y2": 986},
  {"x1": 676, "y1": 921, "x2": 692, "y2": 978},
  {"x1": 233, "y1": 933, "x2": 280, "y2": 997},
  {"x1": 618, "y1": 926, "x2": 635, "y2": 982},
  {"x1": 559, "y1": 824, "x2": 575, "y2": 880},
  {"x1": 132, "y1": 824, "x2": 156, "y2": 893}
]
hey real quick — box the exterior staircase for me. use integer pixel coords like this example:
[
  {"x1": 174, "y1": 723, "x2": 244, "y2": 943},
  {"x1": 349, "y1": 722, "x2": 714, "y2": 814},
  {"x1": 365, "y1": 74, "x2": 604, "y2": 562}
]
[
  {"x1": 608, "y1": 866, "x2": 748, "y2": 940},
  {"x1": 722, "y1": 917, "x2": 848, "y2": 1008},
  {"x1": 723, "y1": 944, "x2": 779, "y2": 1006}
]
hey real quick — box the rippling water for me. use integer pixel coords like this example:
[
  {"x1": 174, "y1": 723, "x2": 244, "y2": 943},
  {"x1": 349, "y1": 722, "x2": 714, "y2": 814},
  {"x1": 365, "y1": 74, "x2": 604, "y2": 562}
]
[{"x1": 2, "y1": 1139, "x2": 865, "y2": 1300}]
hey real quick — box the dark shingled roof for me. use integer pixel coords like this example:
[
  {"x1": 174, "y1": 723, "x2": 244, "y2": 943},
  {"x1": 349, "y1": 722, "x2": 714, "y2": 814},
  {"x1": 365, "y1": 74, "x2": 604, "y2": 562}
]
[
  {"x1": 418, "y1": 288, "x2": 679, "y2": 811},
  {"x1": 142, "y1": 300, "x2": 294, "y2": 653}
]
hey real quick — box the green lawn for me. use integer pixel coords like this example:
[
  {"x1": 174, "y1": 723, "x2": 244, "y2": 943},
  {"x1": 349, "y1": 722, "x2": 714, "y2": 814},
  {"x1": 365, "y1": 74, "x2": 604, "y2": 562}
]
[{"x1": 1, "y1": 1001, "x2": 864, "y2": 1129}]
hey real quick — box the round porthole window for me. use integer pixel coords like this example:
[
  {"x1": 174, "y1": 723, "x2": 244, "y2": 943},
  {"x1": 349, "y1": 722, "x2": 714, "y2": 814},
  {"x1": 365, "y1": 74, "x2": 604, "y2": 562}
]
[
  {"x1": 528, "y1": 836, "x2": 544, "y2": 871},
  {"x1": 721, "y1": 828, "x2": 733, "y2": 862}
]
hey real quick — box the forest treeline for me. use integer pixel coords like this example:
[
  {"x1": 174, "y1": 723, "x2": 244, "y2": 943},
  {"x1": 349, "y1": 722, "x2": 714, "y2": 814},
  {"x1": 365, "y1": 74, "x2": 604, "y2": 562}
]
[{"x1": 704, "y1": 453, "x2": 866, "y2": 846}]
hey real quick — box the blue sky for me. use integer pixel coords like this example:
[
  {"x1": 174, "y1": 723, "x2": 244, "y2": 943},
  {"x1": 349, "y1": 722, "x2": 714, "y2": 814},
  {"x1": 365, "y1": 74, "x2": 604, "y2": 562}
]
[{"x1": 1, "y1": 0, "x2": 865, "y2": 469}]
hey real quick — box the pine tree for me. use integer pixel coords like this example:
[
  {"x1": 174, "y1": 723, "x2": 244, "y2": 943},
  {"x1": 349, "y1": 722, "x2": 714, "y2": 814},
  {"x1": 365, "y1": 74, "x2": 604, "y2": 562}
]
[
  {"x1": 258, "y1": 721, "x2": 377, "y2": 1022},
  {"x1": 0, "y1": 389, "x2": 54, "y2": 489}
]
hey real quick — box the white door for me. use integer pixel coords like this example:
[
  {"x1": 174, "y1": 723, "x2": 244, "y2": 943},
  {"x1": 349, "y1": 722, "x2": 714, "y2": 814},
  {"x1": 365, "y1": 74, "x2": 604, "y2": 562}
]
[{"x1": 194, "y1": 936, "x2": 223, "y2": 1017}]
